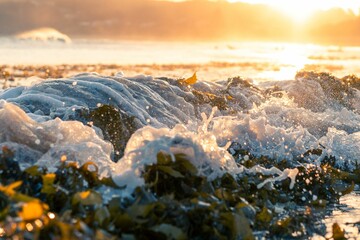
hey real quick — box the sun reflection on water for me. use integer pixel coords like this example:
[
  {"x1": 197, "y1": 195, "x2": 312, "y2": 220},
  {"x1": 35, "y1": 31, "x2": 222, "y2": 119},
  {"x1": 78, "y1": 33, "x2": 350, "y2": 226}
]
[
  {"x1": 312, "y1": 189, "x2": 360, "y2": 239},
  {"x1": 1, "y1": 39, "x2": 360, "y2": 83}
]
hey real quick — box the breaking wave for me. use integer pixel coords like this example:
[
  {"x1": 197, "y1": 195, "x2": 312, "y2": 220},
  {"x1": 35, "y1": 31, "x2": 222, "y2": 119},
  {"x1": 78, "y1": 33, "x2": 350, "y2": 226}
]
[
  {"x1": 0, "y1": 71, "x2": 359, "y2": 196},
  {"x1": 15, "y1": 27, "x2": 72, "y2": 43}
]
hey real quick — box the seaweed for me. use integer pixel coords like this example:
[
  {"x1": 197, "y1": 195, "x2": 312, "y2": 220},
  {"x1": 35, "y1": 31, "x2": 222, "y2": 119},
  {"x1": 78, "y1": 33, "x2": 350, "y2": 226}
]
[
  {"x1": 295, "y1": 71, "x2": 356, "y2": 108},
  {"x1": 0, "y1": 144, "x2": 357, "y2": 239},
  {"x1": 83, "y1": 105, "x2": 139, "y2": 161},
  {"x1": 341, "y1": 75, "x2": 360, "y2": 90},
  {"x1": 191, "y1": 90, "x2": 229, "y2": 111}
]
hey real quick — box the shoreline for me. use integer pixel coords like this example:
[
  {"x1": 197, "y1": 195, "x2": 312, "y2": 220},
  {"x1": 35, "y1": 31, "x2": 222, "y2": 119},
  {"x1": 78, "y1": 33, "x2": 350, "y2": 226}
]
[{"x1": 0, "y1": 62, "x2": 353, "y2": 90}]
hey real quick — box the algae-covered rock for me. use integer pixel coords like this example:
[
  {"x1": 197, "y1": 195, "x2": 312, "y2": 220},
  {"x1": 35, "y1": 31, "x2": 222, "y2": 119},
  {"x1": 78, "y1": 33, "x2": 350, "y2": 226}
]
[
  {"x1": 86, "y1": 105, "x2": 139, "y2": 161},
  {"x1": 294, "y1": 71, "x2": 357, "y2": 111}
]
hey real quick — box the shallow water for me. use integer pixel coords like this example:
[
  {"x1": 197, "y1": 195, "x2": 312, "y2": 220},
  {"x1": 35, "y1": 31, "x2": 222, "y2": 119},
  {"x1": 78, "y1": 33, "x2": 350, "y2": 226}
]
[
  {"x1": 325, "y1": 190, "x2": 360, "y2": 239},
  {"x1": 311, "y1": 189, "x2": 360, "y2": 239}
]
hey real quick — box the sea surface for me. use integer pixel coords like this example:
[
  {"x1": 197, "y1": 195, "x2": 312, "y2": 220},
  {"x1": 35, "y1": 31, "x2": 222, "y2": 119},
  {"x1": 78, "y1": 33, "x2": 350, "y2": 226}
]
[
  {"x1": 0, "y1": 38, "x2": 360, "y2": 238},
  {"x1": 1, "y1": 38, "x2": 360, "y2": 82}
]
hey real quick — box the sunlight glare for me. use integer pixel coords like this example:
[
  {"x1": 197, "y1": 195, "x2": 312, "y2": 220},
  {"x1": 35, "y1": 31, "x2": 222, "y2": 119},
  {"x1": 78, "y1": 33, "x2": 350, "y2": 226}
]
[
  {"x1": 255, "y1": 43, "x2": 311, "y2": 81},
  {"x1": 228, "y1": 0, "x2": 360, "y2": 23},
  {"x1": 270, "y1": 1, "x2": 325, "y2": 23}
]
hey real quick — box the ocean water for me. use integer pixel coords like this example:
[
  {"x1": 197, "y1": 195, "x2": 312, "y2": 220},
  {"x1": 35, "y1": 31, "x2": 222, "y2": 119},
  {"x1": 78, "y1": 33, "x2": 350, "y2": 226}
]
[
  {"x1": 0, "y1": 38, "x2": 360, "y2": 238},
  {"x1": 1, "y1": 38, "x2": 360, "y2": 81}
]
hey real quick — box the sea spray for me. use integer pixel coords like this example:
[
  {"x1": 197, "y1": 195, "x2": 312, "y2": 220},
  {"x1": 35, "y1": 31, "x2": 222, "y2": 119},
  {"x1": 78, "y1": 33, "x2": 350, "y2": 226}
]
[
  {"x1": 0, "y1": 72, "x2": 359, "y2": 186},
  {"x1": 113, "y1": 107, "x2": 243, "y2": 195},
  {"x1": 0, "y1": 100, "x2": 114, "y2": 172}
]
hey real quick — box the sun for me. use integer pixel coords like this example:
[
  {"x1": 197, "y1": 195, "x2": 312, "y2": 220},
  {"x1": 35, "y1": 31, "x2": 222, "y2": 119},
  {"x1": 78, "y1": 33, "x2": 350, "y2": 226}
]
[
  {"x1": 227, "y1": 0, "x2": 360, "y2": 24},
  {"x1": 268, "y1": 1, "x2": 323, "y2": 23}
]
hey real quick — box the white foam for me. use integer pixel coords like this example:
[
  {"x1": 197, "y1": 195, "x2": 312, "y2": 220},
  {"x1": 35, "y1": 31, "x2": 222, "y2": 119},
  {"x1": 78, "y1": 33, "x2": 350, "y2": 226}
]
[
  {"x1": 2, "y1": 74, "x2": 196, "y2": 126},
  {"x1": 256, "y1": 168, "x2": 299, "y2": 190},
  {"x1": 15, "y1": 27, "x2": 72, "y2": 43},
  {"x1": 112, "y1": 108, "x2": 243, "y2": 195},
  {"x1": 0, "y1": 73, "x2": 359, "y2": 197},
  {"x1": 318, "y1": 128, "x2": 360, "y2": 170},
  {"x1": 0, "y1": 100, "x2": 114, "y2": 173}
]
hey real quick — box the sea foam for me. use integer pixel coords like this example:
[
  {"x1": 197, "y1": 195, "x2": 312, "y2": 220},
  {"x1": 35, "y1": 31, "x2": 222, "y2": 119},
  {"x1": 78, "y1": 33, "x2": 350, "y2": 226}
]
[{"x1": 0, "y1": 72, "x2": 359, "y2": 195}]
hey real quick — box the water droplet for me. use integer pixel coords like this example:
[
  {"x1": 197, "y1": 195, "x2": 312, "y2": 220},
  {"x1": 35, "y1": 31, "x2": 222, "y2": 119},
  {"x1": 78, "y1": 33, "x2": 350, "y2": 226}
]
[
  {"x1": 26, "y1": 223, "x2": 34, "y2": 232},
  {"x1": 57, "y1": 134, "x2": 64, "y2": 140},
  {"x1": 34, "y1": 219, "x2": 43, "y2": 228},
  {"x1": 60, "y1": 155, "x2": 67, "y2": 162},
  {"x1": 48, "y1": 212, "x2": 55, "y2": 219}
]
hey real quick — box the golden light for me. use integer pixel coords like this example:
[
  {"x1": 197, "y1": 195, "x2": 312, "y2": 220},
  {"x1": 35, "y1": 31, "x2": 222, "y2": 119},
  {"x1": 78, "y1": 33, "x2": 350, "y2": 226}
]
[
  {"x1": 268, "y1": 1, "x2": 326, "y2": 23},
  {"x1": 228, "y1": 0, "x2": 360, "y2": 23}
]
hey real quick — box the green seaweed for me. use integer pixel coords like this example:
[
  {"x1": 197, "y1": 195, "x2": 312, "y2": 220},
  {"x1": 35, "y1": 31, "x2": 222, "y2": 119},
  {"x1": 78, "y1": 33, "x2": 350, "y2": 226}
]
[
  {"x1": 0, "y1": 144, "x2": 357, "y2": 239},
  {"x1": 84, "y1": 105, "x2": 139, "y2": 162}
]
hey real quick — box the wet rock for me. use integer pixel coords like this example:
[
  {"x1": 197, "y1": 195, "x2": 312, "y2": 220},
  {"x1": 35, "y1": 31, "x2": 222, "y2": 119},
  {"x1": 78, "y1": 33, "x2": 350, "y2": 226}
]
[
  {"x1": 295, "y1": 71, "x2": 356, "y2": 111},
  {"x1": 85, "y1": 105, "x2": 140, "y2": 162}
]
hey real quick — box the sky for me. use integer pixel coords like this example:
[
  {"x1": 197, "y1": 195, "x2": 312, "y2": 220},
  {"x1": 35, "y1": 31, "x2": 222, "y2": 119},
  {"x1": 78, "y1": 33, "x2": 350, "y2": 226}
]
[
  {"x1": 229, "y1": 0, "x2": 360, "y2": 10},
  {"x1": 166, "y1": 0, "x2": 360, "y2": 11},
  {"x1": 0, "y1": 0, "x2": 360, "y2": 45},
  {"x1": 228, "y1": 0, "x2": 360, "y2": 22},
  {"x1": 161, "y1": 0, "x2": 360, "y2": 23}
]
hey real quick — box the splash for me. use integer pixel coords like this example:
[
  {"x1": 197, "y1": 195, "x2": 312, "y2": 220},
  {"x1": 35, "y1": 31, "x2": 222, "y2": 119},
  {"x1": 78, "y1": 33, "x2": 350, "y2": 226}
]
[
  {"x1": 112, "y1": 107, "x2": 243, "y2": 194},
  {"x1": 0, "y1": 72, "x2": 359, "y2": 196},
  {"x1": 0, "y1": 100, "x2": 113, "y2": 172},
  {"x1": 15, "y1": 27, "x2": 72, "y2": 43}
]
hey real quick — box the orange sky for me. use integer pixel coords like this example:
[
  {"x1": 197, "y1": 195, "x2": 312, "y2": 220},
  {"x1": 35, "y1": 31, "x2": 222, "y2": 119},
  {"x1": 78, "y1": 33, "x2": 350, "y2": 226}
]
[
  {"x1": 1, "y1": 0, "x2": 360, "y2": 45},
  {"x1": 228, "y1": 0, "x2": 360, "y2": 22},
  {"x1": 160, "y1": 0, "x2": 360, "y2": 24}
]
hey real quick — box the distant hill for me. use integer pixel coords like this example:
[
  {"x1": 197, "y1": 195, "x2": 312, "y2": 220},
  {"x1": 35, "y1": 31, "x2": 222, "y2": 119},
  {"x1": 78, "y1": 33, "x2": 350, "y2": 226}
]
[{"x1": 0, "y1": 0, "x2": 359, "y2": 45}]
